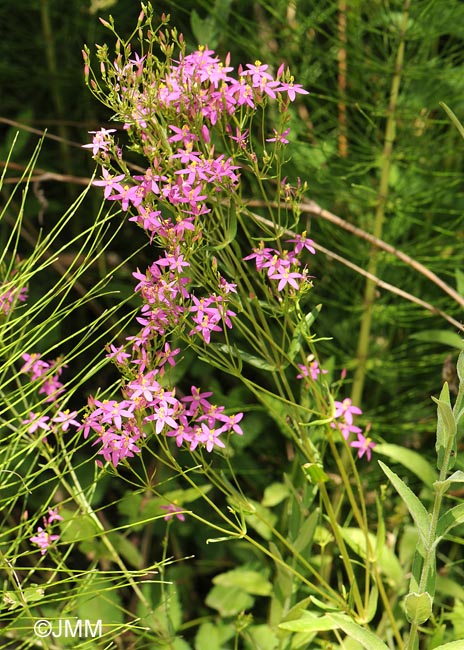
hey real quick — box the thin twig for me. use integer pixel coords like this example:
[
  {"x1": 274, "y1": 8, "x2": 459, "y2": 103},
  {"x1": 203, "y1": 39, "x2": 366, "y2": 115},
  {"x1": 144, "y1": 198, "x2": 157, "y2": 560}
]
[{"x1": 245, "y1": 206, "x2": 463, "y2": 332}]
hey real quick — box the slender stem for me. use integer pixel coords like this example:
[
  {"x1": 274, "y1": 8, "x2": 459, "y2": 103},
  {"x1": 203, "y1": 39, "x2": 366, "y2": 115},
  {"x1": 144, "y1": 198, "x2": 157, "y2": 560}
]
[{"x1": 351, "y1": 0, "x2": 411, "y2": 406}]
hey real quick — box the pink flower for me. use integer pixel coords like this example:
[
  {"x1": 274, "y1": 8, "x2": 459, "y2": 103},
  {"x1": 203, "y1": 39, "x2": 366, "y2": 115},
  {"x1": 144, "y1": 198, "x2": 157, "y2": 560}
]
[
  {"x1": 199, "y1": 423, "x2": 226, "y2": 452},
  {"x1": 286, "y1": 233, "x2": 316, "y2": 255},
  {"x1": 93, "y1": 168, "x2": 126, "y2": 199},
  {"x1": 46, "y1": 508, "x2": 63, "y2": 524},
  {"x1": 297, "y1": 360, "x2": 327, "y2": 381},
  {"x1": 23, "y1": 412, "x2": 50, "y2": 434},
  {"x1": 269, "y1": 268, "x2": 304, "y2": 291},
  {"x1": 266, "y1": 128, "x2": 290, "y2": 144},
  {"x1": 277, "y1": 78, "x2": 309, "y2": 101},
  {"x1": 83, "y1": 128, "x2": 117, "y2": 156},
  {"x1": 334, "y1": 398, "x2": 362, "y2": 426},
  {"x1": 51, "y1": 410, "x2": 80, "y2": 432},
  {"x1": 30, "y1": 527, "x2": 60, "y2": 555},
  {"x1": 160, "y1": 504, "x2": 186, "y2": 522},
  {"x1": 350, "y1": 432, "x2": 376, "y2": 462}
]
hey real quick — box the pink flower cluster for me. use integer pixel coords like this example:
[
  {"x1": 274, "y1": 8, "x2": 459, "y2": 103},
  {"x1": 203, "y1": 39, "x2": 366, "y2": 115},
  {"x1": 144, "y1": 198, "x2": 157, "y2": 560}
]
[
  {"x1": 30, "y1": 507, "x2": 63, "y2": 555},
  {"x1": 82, "y1": 44, "x2": 310, "y2": 466},
  {"x1": 331, "y1": 397, "x2": 375, "y2": 461},
  {"x1": 81, "y1": 379, "x2": 243, "y2": 467},
  {"x1": 20, "y1": 353, "x2": 80, "y2": 438},
  {"x1": 243, "y1": 234, "x2": 315, "y2": 293},
  {"x1": 0, "y1": 281, "x2": 28, "y2": 316}
]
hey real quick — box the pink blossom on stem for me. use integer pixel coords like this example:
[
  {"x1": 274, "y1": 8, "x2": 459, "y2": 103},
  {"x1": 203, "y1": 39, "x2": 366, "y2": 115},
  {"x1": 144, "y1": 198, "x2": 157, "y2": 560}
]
[
  {"x1": 160, "y1": 504, "x2": 186, "y2": 522},
  {"x1": 30, "y1": 527, "x2": 60, "y2": 555},
  {"x1": 350, "y1": 432, "x2": 376, "y2": 462}
]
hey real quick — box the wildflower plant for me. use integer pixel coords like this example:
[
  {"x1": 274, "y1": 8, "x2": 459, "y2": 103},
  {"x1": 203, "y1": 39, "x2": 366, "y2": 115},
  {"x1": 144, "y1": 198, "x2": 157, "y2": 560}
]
[
  {"x1": 76, "y1": 4, "x2": 464, "y2": 649},
  {"x1": 1, "y1": 3, "x2": 463, "y2": 650}
]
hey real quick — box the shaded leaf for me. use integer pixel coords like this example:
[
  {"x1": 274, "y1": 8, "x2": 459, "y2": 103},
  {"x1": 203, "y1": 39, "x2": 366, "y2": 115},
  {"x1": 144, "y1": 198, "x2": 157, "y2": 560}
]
[
  {"x1": 213, "y1": 568, "x2": 272, "y2": 596},
  {"x1": 374, "y1": 443, "x2": 437, "y2": 487},
  {"x1": 378, "y1": 461, "x2": 430, "y2": 545}
]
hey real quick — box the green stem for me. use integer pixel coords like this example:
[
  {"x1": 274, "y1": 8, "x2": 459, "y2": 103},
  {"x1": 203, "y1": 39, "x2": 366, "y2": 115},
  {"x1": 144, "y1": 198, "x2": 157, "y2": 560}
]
[{"x1": 351, "y1": 0, "x2": 411, "y2": 407}]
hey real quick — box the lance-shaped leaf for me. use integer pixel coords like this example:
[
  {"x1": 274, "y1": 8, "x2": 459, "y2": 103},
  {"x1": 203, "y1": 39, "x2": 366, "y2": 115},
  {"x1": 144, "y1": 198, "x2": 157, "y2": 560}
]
[
  {"x1": 433, "y1": 382, "x2": 456, "y2": 471},
  {"x1": 378, "y1": 461, "x2": 430, "y2": 546},
  {"x1": 325, "y1": 614, "x2": 391, "y2": 650},
  {"x1": 436, "y1": 503, "x2": 464, "y2": 542}
]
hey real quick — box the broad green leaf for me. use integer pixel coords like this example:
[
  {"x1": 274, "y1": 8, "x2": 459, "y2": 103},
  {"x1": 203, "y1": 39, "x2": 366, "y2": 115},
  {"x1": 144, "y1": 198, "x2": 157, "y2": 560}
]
[
  {"x1": 436, "y1": 503, "x2": 464, "y2": 541},
  {"x1": 326, "y1": 614, "x2": 390, "y2": 650},
  {"x1": 410, "y1": 330, "x2": 464, "y2": 350},
  {"x1": 262, "y1": 482, "x2": 290, "y2": 507},
  {"x1": 205, "y1": 585, "x2": 254, "y2": 616},
  {"x1": 339, "y1": 527, "x2": 403, "y2": 587},
  {"x1": 378, "y1": 461, "x2": 430, "y2": 545},
  {"x1": 195, "y1": 622, "x2": 234, "y2": 650},
  {"x1": 245, "y1": 500, "x2": 278, "y2": 540},
  {"x1": 404, "y1": 591, "x2": 432, "y2": 624},
  {"x1": 374, "y1": 443, "x2": 437, "y2": 487},
  {"x1": 278, "y1": 612, "x2": 338, "y2": 633},
  {"x1": 246, "y1": 624, "x2": 279, "y2": 650},
  {"x1": 433, "y1": 382, "x2": 457, "y2": 470},
  {"x1": 107, "y1": 532, "x2": 143, "y2": 569},
  {"x1": 213, "y1": 568, "x2": 272, "y2": 596}
]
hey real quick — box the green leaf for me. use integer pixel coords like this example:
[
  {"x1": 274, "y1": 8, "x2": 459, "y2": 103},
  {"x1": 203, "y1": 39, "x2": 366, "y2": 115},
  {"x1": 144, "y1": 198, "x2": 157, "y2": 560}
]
[
  {"x1": 429, "y1": 642, "x2": 464, "y2": 650},
  {"x1": 245, "y1": 500, "x2": 278, "y2": 540},
  {"x1": 456, "y1": 269, "x2": 464, "y2": 298},
  {"x1": 434, "y1": 470, "x2": 464, "y2": 494},
  {"x1": 278, "y1": 612, "x2": 338, "y2": 633},
  {"x1": 212, "y1": 343, "x2": 277, "y2": 371},
  {"x1": 404, "y1": 591, "x2": 433, "y2": 624},
  {"x1": 302, "y1": 462, "x2": 329, "y2": 484},
  {"x1": 378, "y1": 461, "x2": 430, "y2": 545},
  {"x1": 3, "y1": 585, "x2": 44, "y2": 609},
  {"x1": 326, "y1": 614, "x2": 390, "y2": 650},
  {"x1": 292, "y1": 510, "x2": 318, "y2": 554},
  {"x1": 213, "y1": 568, "x2": 272, "y2": 596},
  {"x1": 410, "y1": 329, "x2": 464, "y2": 350},
  {"x1": 195, "y1": 622, "x2": 234, "y2": 650},
  {"x1": 107, "y1": 532, "x2": 143, "y2": 569},
  {"x1": 433, "y1": 382, "x2": 457, "y2": 470},
  {"x1": 374, "y1": 443, "x2": 437, "y2": 487},
  {"x1": 246, "y1": 624, "x2": 279, "y2": 650},
  {"x1": 436, "y1": 503, "x2": 464, "y2": 541},
  {"x1": 262, "y1": 482, "x2": 290, "y2": 507},
  {"x1": 205, "y1": 585, "x2": 254, "y2": 616},
  {"x1": 339, "y1": 527, "x2": 404, "y2": 588},
  {"x1": 457, "y1": 349, "x2": 464, "y2": 383}
]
